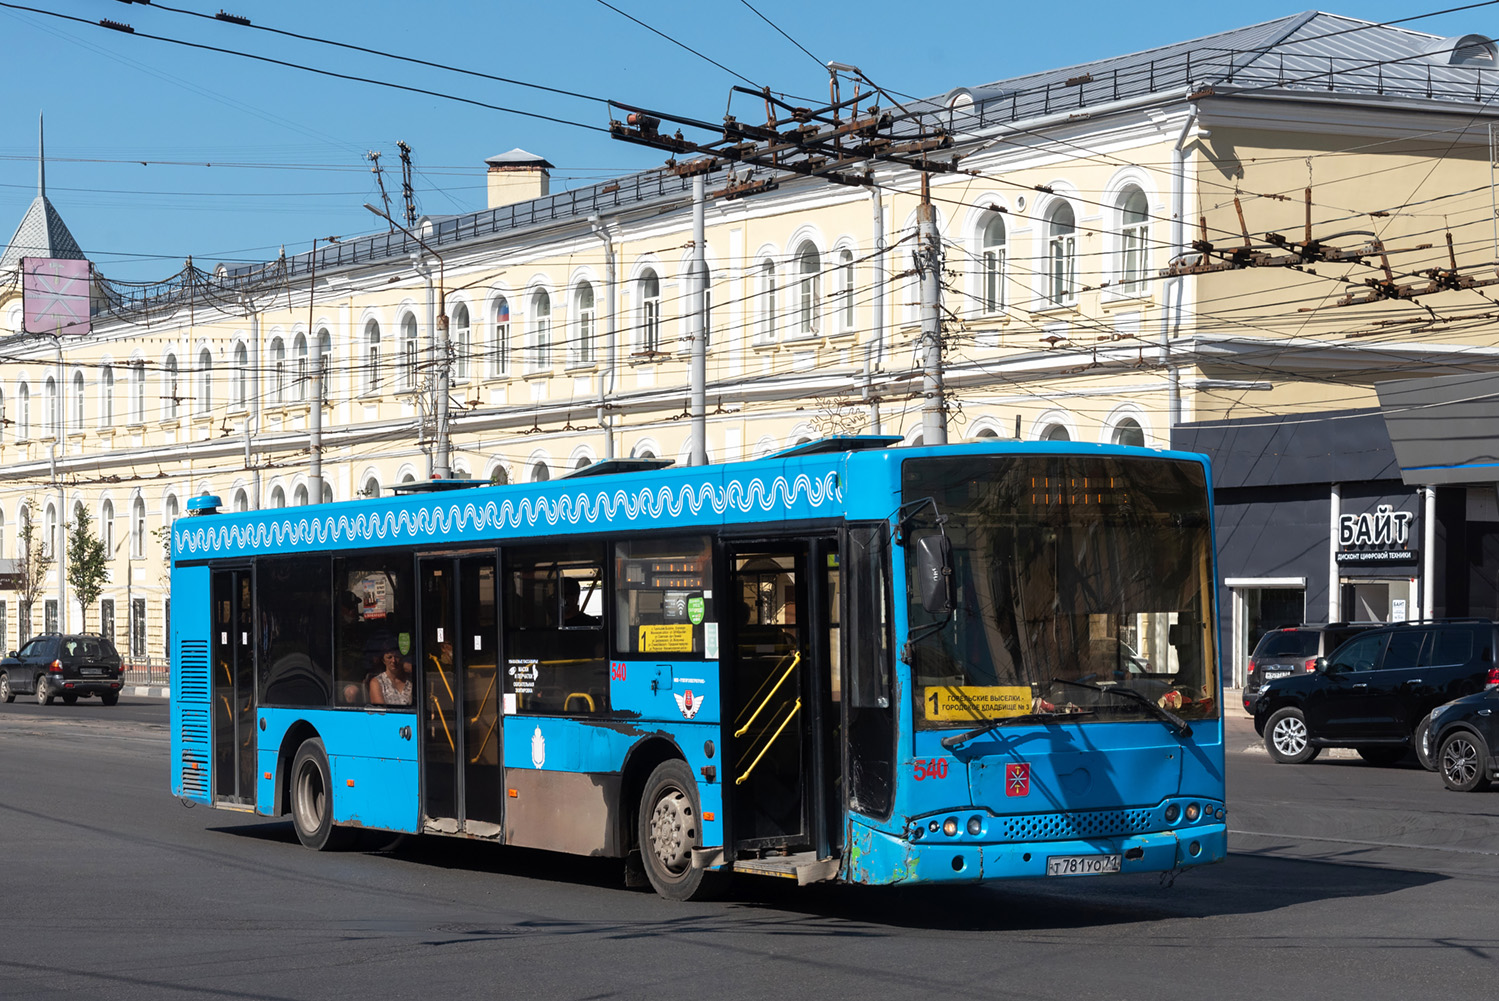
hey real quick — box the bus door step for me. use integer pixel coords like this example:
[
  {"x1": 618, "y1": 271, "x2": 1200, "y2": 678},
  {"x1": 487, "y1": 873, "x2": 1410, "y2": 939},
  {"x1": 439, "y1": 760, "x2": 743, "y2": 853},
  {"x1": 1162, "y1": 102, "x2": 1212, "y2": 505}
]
[{"x1": 731, "y1": 851, "x2": 840, "y2": 885}]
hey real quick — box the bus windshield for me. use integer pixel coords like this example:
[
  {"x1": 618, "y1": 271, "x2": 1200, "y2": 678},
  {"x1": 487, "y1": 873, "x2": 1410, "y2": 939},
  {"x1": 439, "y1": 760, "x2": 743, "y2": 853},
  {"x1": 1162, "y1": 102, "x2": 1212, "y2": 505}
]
[{"x1": 902, "y1": 454, "x2": 1219, "y2": 729}]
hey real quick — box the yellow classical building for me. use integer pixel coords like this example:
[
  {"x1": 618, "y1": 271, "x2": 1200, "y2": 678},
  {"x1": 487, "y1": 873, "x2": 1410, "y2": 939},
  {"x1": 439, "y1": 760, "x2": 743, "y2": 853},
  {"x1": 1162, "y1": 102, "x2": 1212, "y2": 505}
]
[{"x1": 3, "y1": 11, "x2": 1498, "y2": 684}]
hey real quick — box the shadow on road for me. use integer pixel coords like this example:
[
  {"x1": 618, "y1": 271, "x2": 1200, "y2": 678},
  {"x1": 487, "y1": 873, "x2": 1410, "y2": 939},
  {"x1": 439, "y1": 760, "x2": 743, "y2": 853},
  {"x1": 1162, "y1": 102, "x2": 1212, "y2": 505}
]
[{"x1": 213, "y1": 820, "x2": 1445, "y2": 931}]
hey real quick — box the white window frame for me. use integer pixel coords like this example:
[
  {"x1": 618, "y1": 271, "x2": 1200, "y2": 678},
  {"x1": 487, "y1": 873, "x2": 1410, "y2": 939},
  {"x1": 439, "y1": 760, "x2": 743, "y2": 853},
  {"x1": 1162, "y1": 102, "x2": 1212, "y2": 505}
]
[
  {"x1": 1047, "y1": 202, "x2": 1078, "y2": 306},
  {"x1": 529, "y1": 289, "x2": 552, "y2": 370},
  {"x1": 491, "y1": 296, "x2": 512, "y2": 377}
]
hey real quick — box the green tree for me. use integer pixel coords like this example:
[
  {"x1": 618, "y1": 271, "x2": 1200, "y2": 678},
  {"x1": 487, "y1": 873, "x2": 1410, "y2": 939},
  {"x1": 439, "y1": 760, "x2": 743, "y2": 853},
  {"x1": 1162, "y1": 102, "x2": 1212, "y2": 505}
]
[
  {"x1": 14, "y1": 513, "x2": 53, "y2": 636},
  {"x1": 66, "y1": 507, "x2": 110, "y2": 634}
]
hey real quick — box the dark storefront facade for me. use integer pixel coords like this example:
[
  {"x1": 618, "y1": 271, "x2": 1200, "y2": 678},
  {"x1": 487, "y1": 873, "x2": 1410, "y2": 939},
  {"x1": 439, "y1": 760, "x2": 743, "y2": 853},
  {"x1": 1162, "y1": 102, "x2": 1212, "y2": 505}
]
[{"x1": 1174, "y1": 409, "x2": 1434, "y2": 688}]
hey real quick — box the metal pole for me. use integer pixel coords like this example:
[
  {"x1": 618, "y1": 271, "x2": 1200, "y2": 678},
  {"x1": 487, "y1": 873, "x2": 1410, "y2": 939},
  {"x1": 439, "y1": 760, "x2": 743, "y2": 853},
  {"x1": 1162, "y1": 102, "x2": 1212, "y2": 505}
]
[
  {"x1": 589, "y1": 214, "x2": 617, "y2": 460},
  {"x1": 867, "y1": 187, "x2": 885, "y2": 435},
  {"x1": 689, "y1": 173, "x2": 708, "y2": 466},
  {"x1": 307, "y1": 238, "x2": 324, "y2": 504},
  {"x1": 918, "y1": 174, "x2": 947, "y2": 445},
  {"x1": 53, "y1": 336, "x2": 66, "y2": 632},
  {"x1": 1329, "y1": 482, "x2": 1342, "y2": 622}
]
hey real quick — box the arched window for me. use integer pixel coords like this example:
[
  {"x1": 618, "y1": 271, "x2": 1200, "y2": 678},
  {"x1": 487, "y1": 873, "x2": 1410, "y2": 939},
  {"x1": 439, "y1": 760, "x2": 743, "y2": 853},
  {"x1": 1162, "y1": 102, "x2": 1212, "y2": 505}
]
[
  {"x1": 489, "y1": 465, "x2": 509, "y2": 485},
  {"x1": 100, "y1": 500, "x2": 116, "y2": 556},
  {"x1": 197, "y1": 348, "x2": 213, "y2": 414},
  {"x1": 756, "y1": 259, "x2": 777, "y2": 344},
  {"x1": 293, "y1": 483, "x2": 309, "y2": 506},
  {"x1": 293, "y1": 333, "x2": 308, "y2": 402},
  {"x1": 1042, "y1": 423, "x2": 1071, "y2": 441},
  {"x1": 451, "y1": 302, "x2": 471, "y2": 381},
  {"x1": 268, "y1": 486, "x2": 285, "y2": 508},
  {"x1": 130, "y1": 496, "x2": 146, "y2": 558},
  {"x1": 164, "y1": 494, "x2": 179, "y2": 526},
  {"x1": 1118, "y1": 186, "x2": 1149, "y2": 294},
  {"x1": 72, "y1": 371, "x2": 85, "y2": 429},
  {"x1": 400, "y1": 313, "x2": 419, "y2": 390},
  {"x1": 572, "y1": 283, "x2": 595, "y2": 365},
  {"x1": 130, "y1": 361, "x2": 145, "y2": 423},
  {"x1": 18, "y1": 383, "x2": 30, "y2": 438},
  {"x1": 1112, "y1": 417, "x2": 1145, "y2": 448},
  {"x1": 265, "y1": 339, "x2": 280, "y2": 405},
  {"x1": 982, "y1": 214, "x2": 1007, "y2": 313},
  {"x1": 639, "y1": 270, "x2": 661, "y2": 354},
  {"x1": 401, "y1": 313, "x2": 419, "y2": 389},
  {"x1": 491, "y1": 296, "x2": 511, "y2": 376},
  {"x1": 238, "y1": 341, "x2": 253, "y2": 407},
  {"x1": 44, "y1": 502, "x2": 57, "y2": 559},
  {"x1": 163, "y1": 354, "x2": 179, "y2": 420},
  {"x1": 317, "y1": 328, "x2": 332, "y2": 389},
  {"x1": 1047, "y1": 202, "x2": 1077, "y2": 305},
  {"x1": 43, "y1": 377, "x2": 56, "y2": 439},
  {"x1": 575, "y1": 455, "x2": 593, "y2": 470},
  {"x1": 233, "y1": 488, "x2": 249, "y2": 512},
  {"x1": 794, "y1": 241, "x2": 821, "y2": 336},
  {"x1": 100, "y1": 365, "x2": 113, "y2": 427},
  {"x1": 362, "y1": 476, "x2": 380, "y2": 499},
  {"x1": 322, "y1": 482, "x2": 333, "y2": 504},
  {"x1": 529, "y1": 288, "x2": 552, "y2": 370},
  {"x1": 364, "y1": 319, "x2": 382, "y2": 393},
  {"x1": 837, "y1": 249, "x2": 855, "y2": 331},
  {"x1": 0, "y1": 388, "x2": 5, "y2": 444},
  {"x1": 974, "y1": 427, "x2": 1000, "y2": 440},
  {"x1": 531, "y1": 461, "x2": 550, "y2": 483}
]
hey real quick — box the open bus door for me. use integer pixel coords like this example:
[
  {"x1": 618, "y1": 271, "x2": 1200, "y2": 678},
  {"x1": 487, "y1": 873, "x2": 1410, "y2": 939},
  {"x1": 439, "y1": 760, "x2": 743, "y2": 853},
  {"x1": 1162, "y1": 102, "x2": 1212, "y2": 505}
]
[
  {"x1": 418, "y1": 554, "x2": 503, "y2": 837},
  {"x1": 210, "y1": 567, "x2": 256, "y2": 808},
  {"x1": 723, "y1": 538, "x2": 842, "y2": 878}
]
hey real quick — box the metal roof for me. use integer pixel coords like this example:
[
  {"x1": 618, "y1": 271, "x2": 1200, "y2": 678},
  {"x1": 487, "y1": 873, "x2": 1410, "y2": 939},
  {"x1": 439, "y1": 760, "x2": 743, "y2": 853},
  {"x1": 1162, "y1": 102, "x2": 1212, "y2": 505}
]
[{"x1": 0, "y1": 194, "x2": 85, "y2": 270}]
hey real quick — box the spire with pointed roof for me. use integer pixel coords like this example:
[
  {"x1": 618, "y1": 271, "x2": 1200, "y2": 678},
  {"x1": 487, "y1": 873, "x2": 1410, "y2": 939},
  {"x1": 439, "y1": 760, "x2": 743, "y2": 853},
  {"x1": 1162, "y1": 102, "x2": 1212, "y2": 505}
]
[{"x1": 1, "y1": 113, "x2": 86, "y2": 270}]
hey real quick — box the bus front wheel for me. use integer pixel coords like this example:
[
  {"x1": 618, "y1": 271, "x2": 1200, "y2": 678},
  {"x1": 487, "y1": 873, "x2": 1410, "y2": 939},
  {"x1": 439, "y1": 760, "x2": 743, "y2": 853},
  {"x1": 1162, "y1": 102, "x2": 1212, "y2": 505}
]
[
  {"x1": 638, "y1": 759, "x2": 722, "y2": 901},
  {"x1": 290, "y1": 738, "x2": 354, "y2": 851}
]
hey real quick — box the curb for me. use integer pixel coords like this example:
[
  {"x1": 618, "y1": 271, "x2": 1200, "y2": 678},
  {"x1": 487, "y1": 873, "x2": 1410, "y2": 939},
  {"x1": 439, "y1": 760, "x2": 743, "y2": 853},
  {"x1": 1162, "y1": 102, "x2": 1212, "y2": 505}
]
[
  {"x1": 1240, "y1": 743, "x2": 1359, "y2": 759},
  {"x1": 124, "y1": 686, "x2": 170, "y2": 700}
]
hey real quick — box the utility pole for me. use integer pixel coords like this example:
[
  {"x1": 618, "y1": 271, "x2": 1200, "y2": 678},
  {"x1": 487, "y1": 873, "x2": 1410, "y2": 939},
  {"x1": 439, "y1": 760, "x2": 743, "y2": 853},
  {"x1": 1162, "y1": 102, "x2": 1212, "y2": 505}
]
[
  {"x1": 307, "y1": 236, "x2": 338, "y2": 503},
  {"x1": 397, "y1": 141, "x2": 418, "y2": 228},
  {"x1": 365, "y1": 204, "x2": 450, "y2": 478},
  {"x1": 688, "y1": 172, "x2": 708, "y2": 466},
  {"x1": 608, "y1": 64, "x2": 959, "y2": 457},
  {"x1": 917, "y1": 173, "x2": 947, "y2": 445}
]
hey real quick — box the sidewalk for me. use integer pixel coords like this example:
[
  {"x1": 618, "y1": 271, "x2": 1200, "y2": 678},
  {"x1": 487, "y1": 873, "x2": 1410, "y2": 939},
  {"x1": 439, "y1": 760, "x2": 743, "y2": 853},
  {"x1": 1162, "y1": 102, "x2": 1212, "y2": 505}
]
[{"x1": 124, "y1": 684, "x2": 171, "y2": 700}]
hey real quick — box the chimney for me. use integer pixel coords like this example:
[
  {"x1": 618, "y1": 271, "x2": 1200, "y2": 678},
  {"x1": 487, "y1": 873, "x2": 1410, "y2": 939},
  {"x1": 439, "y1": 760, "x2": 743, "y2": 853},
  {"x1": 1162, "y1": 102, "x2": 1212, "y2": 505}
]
[{"x1": 486, "y1": 148, "x2": 553, "y2": 209}]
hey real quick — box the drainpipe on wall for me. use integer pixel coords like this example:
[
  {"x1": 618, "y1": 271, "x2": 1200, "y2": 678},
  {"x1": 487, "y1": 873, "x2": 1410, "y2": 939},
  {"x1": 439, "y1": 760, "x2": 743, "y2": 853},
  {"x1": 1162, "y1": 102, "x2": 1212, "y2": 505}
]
[
  {"x1": 589, "y1": 213, "x2": 618, "y2": 460},
  {"x1": 1165, "y1": 103, "x2": 1201, "y2": 431}
]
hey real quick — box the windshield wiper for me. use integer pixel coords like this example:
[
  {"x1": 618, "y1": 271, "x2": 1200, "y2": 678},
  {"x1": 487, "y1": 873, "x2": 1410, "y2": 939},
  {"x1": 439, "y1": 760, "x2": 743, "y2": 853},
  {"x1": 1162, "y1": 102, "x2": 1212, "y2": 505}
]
[
  {"x1": 1052, "y1": 678, "x2": 1193, "y2": 738},
  {"x1": 941, "y1": 710, "x2": 1096, "y2": 750}
]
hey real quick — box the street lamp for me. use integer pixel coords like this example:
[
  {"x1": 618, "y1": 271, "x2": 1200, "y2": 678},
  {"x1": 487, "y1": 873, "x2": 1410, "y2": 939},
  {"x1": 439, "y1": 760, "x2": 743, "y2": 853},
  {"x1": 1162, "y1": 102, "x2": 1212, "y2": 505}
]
[{"x1": 363, "y1": 202, "x2": 452, "y2": 479}]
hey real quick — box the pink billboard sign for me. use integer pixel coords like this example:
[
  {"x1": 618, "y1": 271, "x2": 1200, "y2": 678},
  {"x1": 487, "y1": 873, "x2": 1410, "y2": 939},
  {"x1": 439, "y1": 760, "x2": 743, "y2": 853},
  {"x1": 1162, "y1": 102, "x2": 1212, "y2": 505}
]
[{"x1": 23, "y1": 257, "x2": 91, "y2": 336}]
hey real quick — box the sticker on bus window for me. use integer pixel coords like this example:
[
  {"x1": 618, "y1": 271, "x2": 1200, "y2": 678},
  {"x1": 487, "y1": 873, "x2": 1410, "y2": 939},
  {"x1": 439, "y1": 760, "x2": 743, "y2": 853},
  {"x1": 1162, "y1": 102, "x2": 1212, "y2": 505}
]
[
  {"x1": 687, "y1": 596, "x2": 705, "y2": 625},
  {"x1": 704, "y1": 622, "x2": 719, "y2": 660},
  {"x1": 639, "y1": 623, "x2": 694, "y2": 653},
  {"x1": 924, "y1": 686, "x2": 1031, "y2": 722}
]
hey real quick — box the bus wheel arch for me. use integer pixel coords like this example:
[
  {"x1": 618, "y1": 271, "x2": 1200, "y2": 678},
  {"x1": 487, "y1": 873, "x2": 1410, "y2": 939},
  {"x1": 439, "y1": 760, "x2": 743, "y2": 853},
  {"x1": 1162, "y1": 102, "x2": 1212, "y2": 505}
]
[
  {"x1": 288, "y1": 735, "x2": 356, "y2": 850},
  {"x1": 618, "y1": 736, "x2": 685, "y2": 858},
  {"x1": 637, "y1": 758, "x2": 722, "y2": 901},
  {"x1": 274, "y1": 721, "x2": 322, "y2": 818}
]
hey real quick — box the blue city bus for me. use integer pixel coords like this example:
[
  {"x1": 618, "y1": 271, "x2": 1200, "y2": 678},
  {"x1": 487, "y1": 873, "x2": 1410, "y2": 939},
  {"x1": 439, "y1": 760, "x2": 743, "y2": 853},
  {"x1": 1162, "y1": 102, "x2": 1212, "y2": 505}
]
[{"x1": 169, "y1": 437, "x2": 1226, "y2": 899}]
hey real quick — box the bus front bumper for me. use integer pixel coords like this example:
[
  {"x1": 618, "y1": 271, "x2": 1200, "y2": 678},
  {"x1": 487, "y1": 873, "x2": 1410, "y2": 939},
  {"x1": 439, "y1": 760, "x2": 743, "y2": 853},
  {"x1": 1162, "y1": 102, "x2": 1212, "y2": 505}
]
[{"x1": 843, "y1": 822, "x2": 1227, "y2": 886}]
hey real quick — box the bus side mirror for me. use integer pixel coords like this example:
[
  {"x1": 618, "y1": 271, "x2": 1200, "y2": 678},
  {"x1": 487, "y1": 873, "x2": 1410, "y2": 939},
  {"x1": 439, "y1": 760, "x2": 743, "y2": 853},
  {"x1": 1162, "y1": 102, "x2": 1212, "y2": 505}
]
[{"x1": 915, "y1": 534, "x2": 953, "y2": 616}]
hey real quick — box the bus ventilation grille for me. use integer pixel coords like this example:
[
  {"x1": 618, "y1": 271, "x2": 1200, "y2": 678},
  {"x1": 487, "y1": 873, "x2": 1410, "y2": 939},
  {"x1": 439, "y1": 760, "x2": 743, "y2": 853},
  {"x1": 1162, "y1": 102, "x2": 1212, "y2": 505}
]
[
  {"x1": 180, "y1": 748, "x2": 209, "y2": 797},
  {"x1": 180, "y1": 707, "x2": 209, "y2": 747},
  {"x1": 176, "y1": 641, "x2": 210, "y2": 702},
  {"x1": 1000, "y1": 808, "x2": 1155, "y2": 843}
]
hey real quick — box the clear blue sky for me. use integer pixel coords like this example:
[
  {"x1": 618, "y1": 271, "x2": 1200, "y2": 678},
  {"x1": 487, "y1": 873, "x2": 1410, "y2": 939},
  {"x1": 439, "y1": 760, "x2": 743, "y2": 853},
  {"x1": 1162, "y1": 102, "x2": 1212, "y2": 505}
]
[{"x1": 1, "y1": 1, "x2": 1489, "y2": 282}]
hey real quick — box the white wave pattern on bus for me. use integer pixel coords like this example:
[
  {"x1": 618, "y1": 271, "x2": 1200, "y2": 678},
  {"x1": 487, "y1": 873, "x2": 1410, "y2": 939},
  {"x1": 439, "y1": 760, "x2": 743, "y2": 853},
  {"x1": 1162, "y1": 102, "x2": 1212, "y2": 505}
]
[{"x1": 175, "y1": 472, "x2": 843, "y2": 557}]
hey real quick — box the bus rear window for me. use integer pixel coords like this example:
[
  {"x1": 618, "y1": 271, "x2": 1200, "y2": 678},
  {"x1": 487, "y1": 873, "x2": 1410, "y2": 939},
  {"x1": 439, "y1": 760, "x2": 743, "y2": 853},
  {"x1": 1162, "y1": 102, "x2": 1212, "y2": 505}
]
[{"x1": 615, "y1": 536, "x2": 714, "y2": 659}]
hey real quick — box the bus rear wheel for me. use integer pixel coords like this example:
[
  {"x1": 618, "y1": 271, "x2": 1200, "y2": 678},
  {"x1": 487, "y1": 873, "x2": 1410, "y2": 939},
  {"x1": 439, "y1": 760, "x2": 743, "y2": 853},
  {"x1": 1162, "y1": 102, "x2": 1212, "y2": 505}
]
[
  {"x1": 638, "y1": 759, "x2": 721, "y2": 901},
  {"x1": 290, "y1": 738, "x2": 354, "y2": 851}
]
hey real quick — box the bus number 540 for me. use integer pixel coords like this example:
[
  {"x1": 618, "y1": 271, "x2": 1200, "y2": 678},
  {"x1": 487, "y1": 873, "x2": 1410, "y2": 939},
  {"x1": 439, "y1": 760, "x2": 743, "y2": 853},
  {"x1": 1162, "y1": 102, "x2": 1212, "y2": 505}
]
[{"x1": 914, "y1": 758, "x2": 949, "y2": 780}]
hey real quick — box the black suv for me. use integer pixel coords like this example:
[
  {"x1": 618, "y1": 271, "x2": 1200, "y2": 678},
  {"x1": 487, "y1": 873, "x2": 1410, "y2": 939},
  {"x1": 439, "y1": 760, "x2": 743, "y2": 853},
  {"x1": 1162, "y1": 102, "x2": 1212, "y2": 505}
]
[
  {"x1": 0, "y1": 634, "x2": 124, "y2": 706},
  {"x1": 1243, "y1": 622, "x2": 1381, "y2": 712},
  {"x1": 1253, "y1": 619, "x2": 1499, "y2": 768}
]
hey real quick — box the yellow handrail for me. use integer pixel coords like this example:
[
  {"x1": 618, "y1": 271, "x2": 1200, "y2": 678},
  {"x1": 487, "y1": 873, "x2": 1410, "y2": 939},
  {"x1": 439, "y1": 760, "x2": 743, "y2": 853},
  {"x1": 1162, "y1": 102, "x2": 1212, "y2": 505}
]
[
  {"x1": 736, "y1": 698, "x2": 800, "y2": 786},
  {"x1": 733, "y1": 650, "x2": 800, "y2": 738},
  {"x1": 428, "y1": 653, "x2": 455, "y2": 751}
]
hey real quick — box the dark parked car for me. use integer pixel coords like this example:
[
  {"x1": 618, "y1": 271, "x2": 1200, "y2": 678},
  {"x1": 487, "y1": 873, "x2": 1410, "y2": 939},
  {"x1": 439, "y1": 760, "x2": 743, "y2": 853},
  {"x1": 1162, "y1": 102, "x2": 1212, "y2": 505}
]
[
  {"x1": 1428, "y1": 689, "x2": 1499, "y2": 792},
  {"x1": 0, "y1": 634, "x2": 124, "y2": 706},
  {"x1": 1253, "y1": 619, "x2": 1499, "y2": 769},
  {"x1": 1243, "y1": 622, "x2": 1381, "y2": 712}
]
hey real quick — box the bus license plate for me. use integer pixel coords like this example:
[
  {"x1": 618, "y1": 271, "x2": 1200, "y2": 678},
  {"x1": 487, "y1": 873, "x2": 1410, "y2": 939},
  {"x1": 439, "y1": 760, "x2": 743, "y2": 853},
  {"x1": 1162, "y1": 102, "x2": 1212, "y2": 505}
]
[{"x1": 1046, "y1": 854, "x2": 1121, "y2": 877}]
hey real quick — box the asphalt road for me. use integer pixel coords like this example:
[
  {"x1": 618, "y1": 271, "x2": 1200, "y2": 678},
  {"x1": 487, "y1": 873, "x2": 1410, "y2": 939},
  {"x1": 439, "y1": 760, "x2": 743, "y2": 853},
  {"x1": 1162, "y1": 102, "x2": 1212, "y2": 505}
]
[{"x1": 2, "y1": 700, "x2": 1496, "y2": 1001}]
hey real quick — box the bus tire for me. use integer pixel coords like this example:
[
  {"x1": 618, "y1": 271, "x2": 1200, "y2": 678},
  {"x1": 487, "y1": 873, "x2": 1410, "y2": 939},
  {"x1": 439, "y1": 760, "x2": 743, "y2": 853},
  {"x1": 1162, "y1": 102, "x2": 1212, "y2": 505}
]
[
  {"x1": 638, "y1": 759, "x2": 721, "y2": 901},
  {"x1": 290, "y1": 738, "x2": 354, "y2": 851},
  {"x1": 1264, "y1": 707, "x2": 1318, "y2": 764}
]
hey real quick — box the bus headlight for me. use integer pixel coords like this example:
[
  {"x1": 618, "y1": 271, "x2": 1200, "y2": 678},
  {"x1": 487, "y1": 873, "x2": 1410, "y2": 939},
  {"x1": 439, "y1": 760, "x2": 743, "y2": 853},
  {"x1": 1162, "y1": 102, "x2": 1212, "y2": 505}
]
[
  {"x1": 942, "y1": 817, "x2": 959, "y2": 837},
  {"x1": 1185, "y1": 803, "x2": 1201, "y2": 822},
  {"x1": 966, "y1": 816, "x2": 983, "y2": 836},
  {"x1": 1164, "y1": 803, "x2": 1181, "y2": 824}
]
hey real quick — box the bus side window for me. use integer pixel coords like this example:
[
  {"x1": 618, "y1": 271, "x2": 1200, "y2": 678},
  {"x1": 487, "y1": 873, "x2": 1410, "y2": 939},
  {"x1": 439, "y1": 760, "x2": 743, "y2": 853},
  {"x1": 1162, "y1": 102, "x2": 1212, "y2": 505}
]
[
  {"x1": 505, "y1": 544, "x2": 607, "y2": 715},
  {"x1": 614, "y1": 536, "x2": 714, "y2": 660}
]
